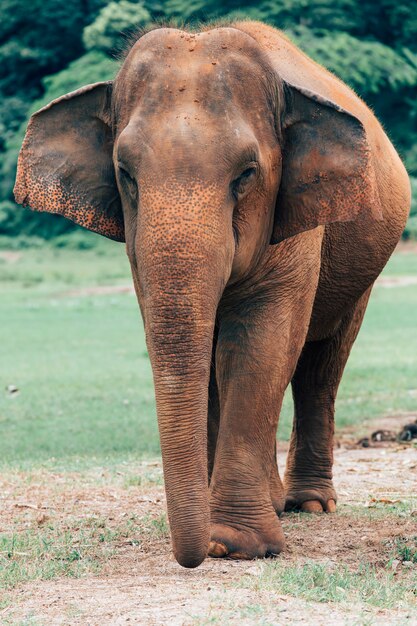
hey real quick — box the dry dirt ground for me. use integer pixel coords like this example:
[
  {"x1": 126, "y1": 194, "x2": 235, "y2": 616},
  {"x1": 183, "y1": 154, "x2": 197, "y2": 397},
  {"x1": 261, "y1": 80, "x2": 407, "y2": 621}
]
[
  {"x1": 60, "y1": 274, "x2": 417, "y2": 298},
  {"x1": 1, "y1": 414, "x2": 416, "y2": 626}
]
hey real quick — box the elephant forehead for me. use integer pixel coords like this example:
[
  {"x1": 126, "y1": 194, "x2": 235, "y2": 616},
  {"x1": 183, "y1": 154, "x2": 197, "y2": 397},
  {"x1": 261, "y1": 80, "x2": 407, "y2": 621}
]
[
  {"x1": 124, "y1": 26, "x2": 268, "y2": 66},
  {"x1": 114, "y1": 27, "x2": 273, "y2": 114}
]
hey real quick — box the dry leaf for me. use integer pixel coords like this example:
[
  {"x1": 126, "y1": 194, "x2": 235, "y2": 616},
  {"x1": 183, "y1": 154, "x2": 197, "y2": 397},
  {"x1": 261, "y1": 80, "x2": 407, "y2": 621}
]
[{"x1": 367, "y1": 497, "x2": 401, "y2": 506}]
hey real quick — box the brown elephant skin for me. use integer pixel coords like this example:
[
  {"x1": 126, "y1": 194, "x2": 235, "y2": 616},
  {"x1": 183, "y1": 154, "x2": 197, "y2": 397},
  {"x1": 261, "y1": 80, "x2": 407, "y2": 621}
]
[{"x1": 14, "y1": 21, "x2": 411, "y2": 568}]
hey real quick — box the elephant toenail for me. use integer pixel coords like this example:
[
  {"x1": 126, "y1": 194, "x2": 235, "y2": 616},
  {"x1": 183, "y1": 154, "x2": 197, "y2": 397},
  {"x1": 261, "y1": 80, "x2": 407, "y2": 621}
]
[
  {"x1": 301, "y1": 500, "x2": 323, "y2": 513},
  {"x1": 208, "y1": 541, "x2": 229, "y2": 557},
  {"x1": 326, "y1": 499, "x2": 337, "y2": 513},
  {"x1": 227, "y1": 552, "x2": 250, "y2": 560}
]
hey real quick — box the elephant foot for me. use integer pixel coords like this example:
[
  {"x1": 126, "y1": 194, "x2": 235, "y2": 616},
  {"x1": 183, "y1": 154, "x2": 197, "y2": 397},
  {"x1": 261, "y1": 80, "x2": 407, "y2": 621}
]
[
  {"x1": 208, "y1": 516, "x2": 285, "y2": 560},
  {"x1": 284, "y1": 482, "x2": 337, "y2": 514}
]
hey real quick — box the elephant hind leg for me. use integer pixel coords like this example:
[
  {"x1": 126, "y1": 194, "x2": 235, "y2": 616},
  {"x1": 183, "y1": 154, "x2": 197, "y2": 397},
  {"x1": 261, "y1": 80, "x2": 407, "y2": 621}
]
[{"x1": 284, "y1": 286, "x2": 373, "y2": 513}]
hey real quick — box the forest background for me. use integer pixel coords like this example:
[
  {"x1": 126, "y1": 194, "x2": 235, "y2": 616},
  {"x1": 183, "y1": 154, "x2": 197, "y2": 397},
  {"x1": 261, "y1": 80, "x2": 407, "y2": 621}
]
[{"x1": 1, "y1": 0, "x2": 416, "y2": 242}]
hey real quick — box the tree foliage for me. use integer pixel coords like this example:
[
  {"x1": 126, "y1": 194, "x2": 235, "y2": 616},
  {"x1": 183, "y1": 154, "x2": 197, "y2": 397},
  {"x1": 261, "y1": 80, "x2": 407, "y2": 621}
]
[
  {"x1": 0, "y1": 0, "x2": 108, "y2": 186},
  {"x1": 83, "y1": 1, "x2": 151, "y2": 55},
  {"x1": 1, "y1": 0, "x2": 416, "y2": 238},
  {"x1": 287, "y1": 26, "x2": 417, "y2": 95}
]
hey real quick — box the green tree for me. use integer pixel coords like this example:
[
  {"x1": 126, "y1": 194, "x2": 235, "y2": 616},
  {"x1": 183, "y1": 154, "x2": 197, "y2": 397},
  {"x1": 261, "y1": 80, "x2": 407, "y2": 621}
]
[
  {"x1": 287, "y1": 26, "x2": 417, "y2": 95},
  {"x1": 0, "y1": 0, "x2": 108, "y2": 175},
  {"x1": 83, "y1": 1, "x2": 151, "y2": 55}
]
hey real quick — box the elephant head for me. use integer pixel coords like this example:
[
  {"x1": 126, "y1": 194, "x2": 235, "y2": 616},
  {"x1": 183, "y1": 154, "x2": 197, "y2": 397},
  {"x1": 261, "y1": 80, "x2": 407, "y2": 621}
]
[{"x1": 15, "y1": 25, "x2": 382, "y2": 568}]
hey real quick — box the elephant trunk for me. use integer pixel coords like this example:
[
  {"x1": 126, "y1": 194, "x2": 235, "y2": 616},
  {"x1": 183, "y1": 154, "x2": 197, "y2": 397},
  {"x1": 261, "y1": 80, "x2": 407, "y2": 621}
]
[
  {"x1": 136, "y1": 184, "x2": 233, "y2": 568},
  {"x1": 149, "y1": 319, "x2": 215, "y2": 567}
]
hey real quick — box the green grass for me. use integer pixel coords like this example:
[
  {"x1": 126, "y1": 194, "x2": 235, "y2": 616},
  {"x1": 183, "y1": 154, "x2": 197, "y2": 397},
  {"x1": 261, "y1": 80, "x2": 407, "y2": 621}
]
[
  {"x1": 1, "y1": 233, "x2": 416, "y2": 467},
  {"x1": 390, "y1": 536, "x2": 417, "y2": 564},
  {"x1": 0, "y1": 235, "x2": 159, "y2": 468},
  {"x1": 339, "y1": 499, "x2": 417, "y2": 519},
  {"x1": 330, "y1": 283, "x2": 417, "y2": 429},
  {"x1": 381, "y1": 247, "x2": 417, "y2": 276},
  {"x1": 0, "y1": 512, "x2": 169, "y2": 590},
  {"x1": 0, "y1": 520, "x2": 108, "y2": 588},
  {"x1": 243, "y1": 560, "x2": 417, "y2": 610}
]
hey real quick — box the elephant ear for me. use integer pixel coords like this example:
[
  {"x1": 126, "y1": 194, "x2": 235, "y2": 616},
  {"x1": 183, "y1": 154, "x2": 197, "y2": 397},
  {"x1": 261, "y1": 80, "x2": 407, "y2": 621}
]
[
  {"x1": 14, "y1": 82, "x2": 124, "y2": 242},
  {"x1": 271, "y1": 84, "x2": 383, "y2": 243}
]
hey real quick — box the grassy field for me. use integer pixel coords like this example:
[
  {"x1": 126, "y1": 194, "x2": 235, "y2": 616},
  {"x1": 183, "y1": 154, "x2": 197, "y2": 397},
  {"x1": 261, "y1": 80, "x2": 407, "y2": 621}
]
[
  {"x1": 1, "y1": 234, "x2": 417, "y2": 469},
  {"x1": 0, "y1": 234, "x2": 416, "y2": 623}
]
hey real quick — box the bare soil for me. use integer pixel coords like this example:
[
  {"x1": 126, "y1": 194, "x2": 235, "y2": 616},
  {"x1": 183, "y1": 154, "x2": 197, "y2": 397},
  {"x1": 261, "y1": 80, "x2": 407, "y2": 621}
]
[
  {"x1": 57, "y1": 240, "x2": 417, "y2": 298},
  {"x1": 61, "y1": 273, "x2": 417, "y2": 299},
  {"x1": 1, "y1": 414, "x2": 416, "y2": 625},
  {"x1": 377, "y1": 276, "x2": 417, "y2": 288},
  {"x1": 0, "y1": 251, "x2": 21, "y2": 263}
]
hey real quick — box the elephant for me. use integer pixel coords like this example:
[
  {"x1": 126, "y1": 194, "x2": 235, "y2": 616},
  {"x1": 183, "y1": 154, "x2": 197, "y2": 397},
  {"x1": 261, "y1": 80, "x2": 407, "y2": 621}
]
[{"x1": 14, "y1": 21, "x2": 410, "y2": 569}]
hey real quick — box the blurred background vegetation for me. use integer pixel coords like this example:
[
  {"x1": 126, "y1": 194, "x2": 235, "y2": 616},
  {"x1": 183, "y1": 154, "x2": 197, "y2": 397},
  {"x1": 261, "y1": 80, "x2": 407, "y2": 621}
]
[{"x1": 0, "y1": 0, "x2": 416, "y2": 242}]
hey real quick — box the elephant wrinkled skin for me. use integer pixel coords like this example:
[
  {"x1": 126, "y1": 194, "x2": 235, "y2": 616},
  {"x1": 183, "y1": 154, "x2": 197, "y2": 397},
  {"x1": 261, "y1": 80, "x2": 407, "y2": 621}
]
[{"x1": 15, "y1": 21, "x2": 410, "y2": 568}]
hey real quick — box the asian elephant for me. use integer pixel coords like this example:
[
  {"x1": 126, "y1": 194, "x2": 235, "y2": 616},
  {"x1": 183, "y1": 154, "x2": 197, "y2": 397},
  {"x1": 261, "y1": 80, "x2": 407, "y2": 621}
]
[{"x1": 15, "y1": 21, "x2": 410, "y2": 568}]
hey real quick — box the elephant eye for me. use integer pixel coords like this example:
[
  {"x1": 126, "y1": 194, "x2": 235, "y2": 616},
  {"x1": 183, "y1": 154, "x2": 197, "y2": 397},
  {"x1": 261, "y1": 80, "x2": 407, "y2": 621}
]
[
  {"x1": 231, "y1": 166, "x2": 257, "y2": 201},
  {"x1": 117, "y1": 163, "x2": 137, "y2": 197},
  {"x1": 118, "y1": 164, "x2": 135, "y2": 183}
]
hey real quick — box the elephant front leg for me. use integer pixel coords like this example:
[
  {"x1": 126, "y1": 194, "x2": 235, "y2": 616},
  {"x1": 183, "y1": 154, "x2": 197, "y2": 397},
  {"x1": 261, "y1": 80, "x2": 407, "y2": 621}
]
[
  {"x1": 208, "y1": 375, "x2": 286, "y2": 559},
  {"x1": 208, "y1": 304, "x2": 311, "y2": 560}
]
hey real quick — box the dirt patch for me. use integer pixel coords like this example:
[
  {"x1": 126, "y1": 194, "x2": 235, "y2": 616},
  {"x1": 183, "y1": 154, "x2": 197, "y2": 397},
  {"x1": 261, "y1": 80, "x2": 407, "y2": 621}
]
[
  {"x1": 395, "y1": 241, "x2": 417, "y2": 254},
  {"x1": 335, "y1": 412, "x2": 417, "y2": 444},
  {"x1": 2, "y1": 562, "x2": 397, "y2": 626},
  {"x1": 0, "y1": 251, "x2": 21, "y2": 263},
  {"x1": 60, "y1": 274, "x2": 417, "y2": 298},
  {"x1": 377, "y1": 276, "x2": 417, "y2": 288},
  {"x1": 1, "y1": 421, "x2": 416, "y2": 625}
]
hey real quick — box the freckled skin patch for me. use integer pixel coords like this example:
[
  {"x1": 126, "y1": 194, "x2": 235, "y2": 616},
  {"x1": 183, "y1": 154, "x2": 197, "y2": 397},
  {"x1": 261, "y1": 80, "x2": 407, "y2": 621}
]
[
  {"x1": 14, "y1": 22, "x2": 411, "y2": 568},
  {"x1": 14, "y1": 82, "x2": 124, "y2": 242},
  {"x1": 15, "y1": 171, "x2": 124, "y2": 241}
]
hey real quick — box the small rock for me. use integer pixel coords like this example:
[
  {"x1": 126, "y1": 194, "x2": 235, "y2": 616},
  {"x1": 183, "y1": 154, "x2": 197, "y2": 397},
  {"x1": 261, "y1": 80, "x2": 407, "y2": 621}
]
[
  {"x1": 402, "y1": 561, "x2": 414, "y2": 569},
  {"x1": 371, "y1": 429, "x2": 396, "y2": 442},
  {"x1": 399, "y1": 423, "x2": 417, "y2": 441},
  {"x1": 391, "y1": 559, "x2": 401, "y2": 572},
  {"x1": 36, "y1": 513, "x2": 49, "y2": 526}
]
